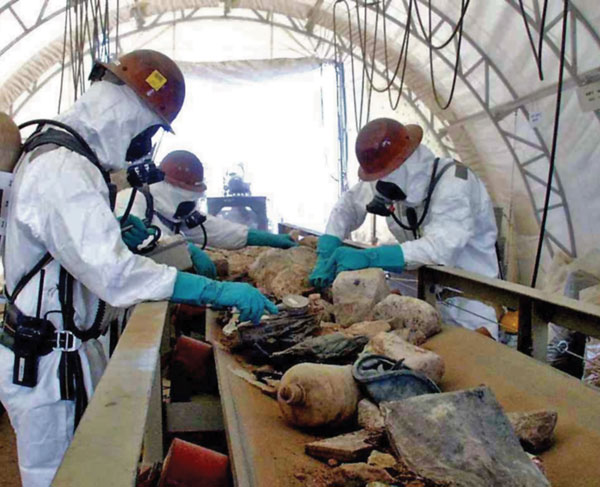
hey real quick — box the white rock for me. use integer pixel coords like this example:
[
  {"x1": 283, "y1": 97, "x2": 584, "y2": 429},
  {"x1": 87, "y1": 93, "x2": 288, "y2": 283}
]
[
  {"x1": 373, "y1": 295, "x2": 441, "y2": 339},
  {"x1": 345, "y1": 321, "x2": 391, "y2": 339},
  {"x1": 366, "y1": 331, "x2": 445, "y2": 383},
  {"x1": 357, "y1": 399, "x2": 385, "y2": 431},
  {"x1": 333, "y1": 269, "x2": 390, "y2": 327}
]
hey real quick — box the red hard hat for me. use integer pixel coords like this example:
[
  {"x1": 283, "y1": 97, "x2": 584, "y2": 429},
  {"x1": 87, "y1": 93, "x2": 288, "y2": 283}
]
[
  {"x1": 93, "y1": 50, "x2": 185, "y2": 132},
  {"x1": 161, "y1": 150, "x2": 207, "y2": 192},
  {"x1": 356, "y1": 118, "x2": 423, "y2": 181}
]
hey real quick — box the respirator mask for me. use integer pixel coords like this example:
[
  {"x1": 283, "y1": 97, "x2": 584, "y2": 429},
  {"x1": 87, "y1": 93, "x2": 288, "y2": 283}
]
[
  {"x1": 366, "y1": 180, "x2": 407, "y2": 216},
  {"x1": 174, "y1": 201, "x2": 207, "y2": 230},
  {"x1": 126, "y1": 125, "x2": 165, "y2": 188},
  {"x1": 126, "y1": 125, "x2": 160, "y2": 162},
  {"x1": 366, "y1": 180, "x2": 421, "y2": 235},
  {"x1": 174, "y1": 200, "x2": 208, "y2": 249}
]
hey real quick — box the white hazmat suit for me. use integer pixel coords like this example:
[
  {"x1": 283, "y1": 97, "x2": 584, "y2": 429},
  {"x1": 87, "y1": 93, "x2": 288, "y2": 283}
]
[
  {"x1": 116, "y1": 181, "x2": 249, "y2": 249},
  {"x1": 325, "y1": 145, "x2": 500, "y2": 337},
  {"x1": 0, "y1": 81, "x2": 177, "y2": 487}
]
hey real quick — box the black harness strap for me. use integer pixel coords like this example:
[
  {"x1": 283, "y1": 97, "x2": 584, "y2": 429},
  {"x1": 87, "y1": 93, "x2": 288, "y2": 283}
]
[
  {"x1": 6, "y1": 121, "x2": 114, "y2": 429},
  {"x1": 393, "y1": 159, "x2": 469, "y2": 238},
  {"x1": 4, "y1": 252, "x2": 53, "y2": 304},
  {"x1": 141, "y1": 188, "x2": 155, "y2": 226}
]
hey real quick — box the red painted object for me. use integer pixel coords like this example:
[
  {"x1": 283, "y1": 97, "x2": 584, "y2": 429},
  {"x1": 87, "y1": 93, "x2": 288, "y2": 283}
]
[
  {"x1": 159, "y1": 439, "x2": 230, "y2": 487},
  {"x1": 172, "y1": 336, "x2": 213, "y2": 381}
]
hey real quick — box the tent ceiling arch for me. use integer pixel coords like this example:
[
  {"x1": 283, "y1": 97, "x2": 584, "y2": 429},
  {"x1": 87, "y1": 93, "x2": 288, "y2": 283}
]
[{"x1": 0, "y1": 0, "x2": 599, "y2": 284}]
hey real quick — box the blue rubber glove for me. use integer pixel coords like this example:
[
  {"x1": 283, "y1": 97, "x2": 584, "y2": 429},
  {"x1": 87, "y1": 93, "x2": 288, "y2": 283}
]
[
  {"x1": 118, "y1": 215, "x2": 155, "y2": 251},
  {"x1": 187, "y1": 243, "x2": 217, "y2": 278},
  {"x1": 320, "y1": 245, "x2": 405, "y2": 287},
  {"x1": 171, "y1": 271, "x2": 278, "y2": 325},
  {"x1": 246, "y1": 229, "x2": 298, "y2": 249},
  {"x1": 309, "y1": 235, "x2": 343, "y2": 289}
]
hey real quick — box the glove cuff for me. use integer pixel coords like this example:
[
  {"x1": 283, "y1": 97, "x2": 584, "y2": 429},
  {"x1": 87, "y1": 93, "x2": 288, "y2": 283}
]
[
  {"x1": 171, "y1": 271, "x2": 223, "y2": 305},
  {"x1": 316, "y1": 234, "x2": 343, "y2": 258},
  {"x1": 364, "y1": 245, "x2": 405, "y2": 273}
]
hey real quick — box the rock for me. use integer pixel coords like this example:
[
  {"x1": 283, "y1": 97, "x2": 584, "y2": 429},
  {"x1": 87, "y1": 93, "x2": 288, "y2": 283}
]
[
  {"x1": 270, "y1": 264, "x2": 313, "y2": 299},
  {"x1": 357, "y1": 399, "x2": 385, "y2": 431},
  {"x1": 393, "y1": 327, "x2": 427, "y2": 346},
  {"x1": 333, "y1": 269, "x2": 390, "y2": 327},
  {"x1": 205, "y1": 246, "x2": 269, "y2": 277},
  {"x1": 299, "y1": 235, "x2": 319, "y2": 249},
  {"x1": 249, "y1": 246, "x2": 317, "y2": 299},
  {"x1": 527, "y1": 453, "x2": 547, "y2": 477},
  {"x1": 367, "y1": 451, "x2": 397, "y2": 469},
  {"x1": 329, "y1": 463, "x2": 395, "y2": 487},
  {"x1": 309, "y1": 293, "x2": 335, "y2": 322},
  {"x1": 328, "y1": 458, "x2": 340, "y2": 468},
  {"x1": 345, "y1": 321, "x2": 391, "y2": 339},
  {"x1": 373, "y1": 295, "x2": 441, "y2": 339},
  {"x1": 272, "y1": 332, "x2": 369, "y2": 369},
  {"x1": 305, "y1": 429, "x2": 383, "y2": 462},
  {"x1": 365, "y1": 331, "x2": 445, "y2": 383},
  {"x1": 507, "y1": 410, "x2": 558, "y2": 453},
  {"x1": 382, "y1": 387, "x2": 550, "y2": 487}
]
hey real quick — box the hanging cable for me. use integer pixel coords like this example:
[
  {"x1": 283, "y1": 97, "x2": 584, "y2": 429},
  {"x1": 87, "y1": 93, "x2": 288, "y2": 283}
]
[
  {"x1": 413, "y1": 0, "x2": 471, "y2": 49},
  {"x1": 427, "y1": 0, "x2": 467, "y2": 110},
  {"x1": 530, "y1": 0, "x2": 570, "y2": 288},
  {"x1": 518, "y1": 0, "x2": 549, "y2": 80}
]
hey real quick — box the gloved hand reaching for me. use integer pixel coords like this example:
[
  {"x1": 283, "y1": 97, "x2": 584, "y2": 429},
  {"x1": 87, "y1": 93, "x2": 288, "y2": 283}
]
[
  {"x1": 309, "y1": 234, "x2": 343, "y2": 289},
  {"x1": 319, "y1": 245, "x2": 405, "y2": 287},
  {"x1": 246, "y1": 228, "x2": 298, "y2": 249},
  {"x1": 170, "y1": 271, "x2": 278, "y2": 324},
  {"x1": 118, "y1": 215, "x2": 157, "y2": 251},
  {"x1": 187, "y1": 243, "x2": 217, "y2": 278}
]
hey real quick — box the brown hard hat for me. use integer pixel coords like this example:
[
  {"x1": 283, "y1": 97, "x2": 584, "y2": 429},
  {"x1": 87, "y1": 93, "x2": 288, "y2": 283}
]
[
  {"x1": 95, "y1": 50, "x2": 185, "y2": 132},
  {"x1": 356, "y1": 118, "x2": 423, "y2": 181},
  {"x1": 0, "y1": 112, "x2": 22, "y2": 172},
  {"x1": 161, "y1": 150, "x2": 207, "y2": 193}
]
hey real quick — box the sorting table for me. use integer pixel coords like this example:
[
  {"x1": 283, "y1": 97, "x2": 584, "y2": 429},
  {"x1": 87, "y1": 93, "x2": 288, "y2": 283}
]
[{"x1": 206, "y1": 315, "x2": 600, "y2": 487}]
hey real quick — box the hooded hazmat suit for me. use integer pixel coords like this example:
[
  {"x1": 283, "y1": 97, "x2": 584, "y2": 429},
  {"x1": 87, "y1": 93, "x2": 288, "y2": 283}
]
[
  {"x1": 0, "y1": 81, "x2": 178, "y2": 487},
  {"x1": 324, "y1": 145, "x2": 500, "y2": 337},
  {"x1": 116, "y1": 180, "x2": 249, "y2": 249}
]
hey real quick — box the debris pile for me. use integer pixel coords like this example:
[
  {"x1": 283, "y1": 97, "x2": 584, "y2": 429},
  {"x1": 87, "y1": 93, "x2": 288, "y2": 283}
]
[{"x1": 210, "y1": 244, "x2": 557, "y2": 487}]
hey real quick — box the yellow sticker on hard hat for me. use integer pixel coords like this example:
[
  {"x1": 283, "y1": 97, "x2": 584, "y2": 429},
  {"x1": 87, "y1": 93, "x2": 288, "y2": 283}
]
[{"x1": 146, "y1": 70, "x2": 167, "y2": 91}]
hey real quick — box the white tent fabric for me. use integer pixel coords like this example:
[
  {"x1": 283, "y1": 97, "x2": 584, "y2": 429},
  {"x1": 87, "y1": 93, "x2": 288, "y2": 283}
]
[{"x1": 0, "y1": 0, "x2": 599, "y2": 286}]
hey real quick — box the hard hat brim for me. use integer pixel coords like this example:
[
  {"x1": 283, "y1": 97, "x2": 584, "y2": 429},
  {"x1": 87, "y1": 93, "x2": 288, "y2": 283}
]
[{"x1": 358, "y1": 124, "x2": 423, "y2": 181}]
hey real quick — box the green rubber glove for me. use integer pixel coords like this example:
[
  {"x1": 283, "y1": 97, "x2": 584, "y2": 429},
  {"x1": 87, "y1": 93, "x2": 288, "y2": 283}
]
[
  {"x1": 187, "y1": 243, "x2": 217, "y2": 278},
  {"x1": 309, "y1": 235, "x2": 343, "y2": 289},
  {"x1": 171, "y1": 271, "x2": 278, "y2": 325},
  {"x1": 246, "y1": 229, "x2": 298, "y2": 249},
  {"x1": 320, "y1": 245, "x2": 405, "y2": 287},
  {"x1": 118, "y1": 215, "x2": 155, "y2": 251}
]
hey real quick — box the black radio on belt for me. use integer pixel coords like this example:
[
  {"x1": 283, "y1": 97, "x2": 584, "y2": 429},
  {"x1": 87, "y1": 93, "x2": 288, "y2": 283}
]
[{"x1": 12, "y1": 316, "x2": 53, "y2": 388}]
